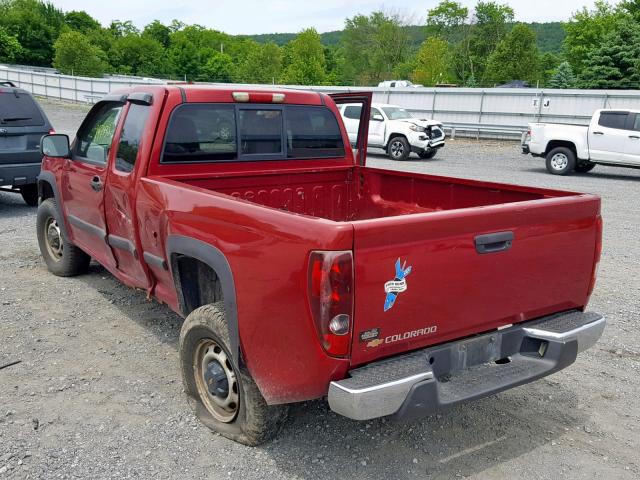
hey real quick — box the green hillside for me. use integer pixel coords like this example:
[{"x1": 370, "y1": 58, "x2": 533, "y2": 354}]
[{"x1": 246, "y1": 22, "x2": 565, "y2": 53}]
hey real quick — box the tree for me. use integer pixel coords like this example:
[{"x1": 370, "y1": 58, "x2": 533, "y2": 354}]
[
  {"x1": 412, "y1": 37, "x2": 452, "y2": 86},
  {"x1": 426, "y1": 1, "x2": 468, "y2": 40},
  {"x1": 469, "y1": 1, "x2": 515, "y2": 84},
  {"x1": 53, "y1": 31, "x2": 107, "y2": 77},
  {"x1": 282, "y1": 29, "x2": 327, "y2": 85},
  {"x1": 64, "y1": 10, "x2": 101, "y2": 33},
  {"x1": 0, "y1": 0, "x2": 65, "y2": 66},
  {"x1": 484, "y1": 23, "x2": 540, "y2": 85},
  {"x1": 0, "y1": 26, "x2": 21, "y2": 62},
  {"x1": 547, "y1": 61, "x2": 575, "y2": 88},
  {"x1": 200, "y1": 51, "x2": 235, "y2": 82},
  {"x1": 577, "y1": 20, "x2": 640, "y2": 89},
  {"x1": 167, "y1": 35, "x2": 201, "y2": 80},
  {"x1": 143, "y1": 20, "x2": 171, "y2": 48},
  {"x1": 562, "y1": 1, "x2": 624, "y2": 75},
  {"x1": 109, "y1": 20, "x2": 139, "y2": 38},
  {"x1": 109, "y1": 34, "x2": 166, "y2": 77},
  {"x1": 340, "y1": 11, "x2": 411, "y2": 85},
  {"x1": 236, "y1": 42, "x2": 283, "y2": 83}
]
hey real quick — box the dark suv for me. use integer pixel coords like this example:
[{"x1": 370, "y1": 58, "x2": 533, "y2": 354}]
[{"x1": 1, "y1": 82, "x2": 53, "y2": 205}]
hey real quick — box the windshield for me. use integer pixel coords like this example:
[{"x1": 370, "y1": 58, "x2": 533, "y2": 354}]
[{"x1": 382, "y1": 107, "x2": 412, "y2": 120}]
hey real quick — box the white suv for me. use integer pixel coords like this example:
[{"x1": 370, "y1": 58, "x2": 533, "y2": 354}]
[{"x1": 339, "y1": 103, "x2": 445, "y2": 161}]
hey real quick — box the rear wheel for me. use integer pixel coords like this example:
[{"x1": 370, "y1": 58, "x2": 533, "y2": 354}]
[
  {"x1": 180, "y1": 303, "x2": 288, "y2": 445},
  {"x1": 546, "y1": 147, "x2": 576, "y2": 175},
  {"x1": 575, "y1": 162, "x2": 596, "y2": 173},
  {"x1": 19, "y1": 184, "x2": 38, "y2": 206},
  {"x1": 36, "y1": 198, "x2": 90, "y2": 276},
  {"x1": 387, "y1": 136, "x2": 410, "y2": 161}
]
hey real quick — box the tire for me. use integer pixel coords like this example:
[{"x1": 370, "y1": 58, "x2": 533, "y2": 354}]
[
  {"x1": 575, "y1": 162, "x2": 596, "y2": 173},
  {"x1": 180, "y1": 303, "x2": 288, "y2": 446},
  {"x1": 418, "y1": 149, "x2": 437, "y2": 159},
  {"x1": 545, "y1": 147, "x2": 576, "y2": 175},
  {"x1": 387, "y1": 136, "x2": 411, "y2": 161},
  {"x1": 20, "y1": 184, "x2": 38, "y2": 206},
  {"x1": 36, "y1": 198, "x2": 90, "y2": 276}
]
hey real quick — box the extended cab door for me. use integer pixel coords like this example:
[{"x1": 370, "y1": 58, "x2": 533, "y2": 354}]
[
  {"x1": 624, "y1": 113, "x2": 640, "y2": 165},
  {"x1": 330, "y1": 93, "x2": 371, "y2": 166},
  {"x1": 104, "y1": 95, "x2": 155, "y2": 288},
  {"x1": 589, "y1": 111, "x2": 630, "y2": 162},
  {"x1": 61, "y1": 100, "x2": 124, "y2": 267},
  {"x1": 368, "y1": 106, "x2": 386, "y2": 147}
]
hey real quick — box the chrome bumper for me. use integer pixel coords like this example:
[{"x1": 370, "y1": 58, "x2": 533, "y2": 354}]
[{"x1": 328, "y1": 311, "x2": 604, "y2": 421}]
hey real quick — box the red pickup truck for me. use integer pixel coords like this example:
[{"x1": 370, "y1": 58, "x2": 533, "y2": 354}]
[{"x1": 36, "y1": 85, "x2": 605, "y2": 445}]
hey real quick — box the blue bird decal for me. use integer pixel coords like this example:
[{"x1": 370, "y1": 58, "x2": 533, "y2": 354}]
[{"x1": 383, "y1": 258, "x2": 412, "y2": 312}]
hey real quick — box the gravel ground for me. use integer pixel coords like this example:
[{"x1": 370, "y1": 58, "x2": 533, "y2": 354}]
[{"x1": 1, "y1": 98, "x2": 639, "y2": 480}]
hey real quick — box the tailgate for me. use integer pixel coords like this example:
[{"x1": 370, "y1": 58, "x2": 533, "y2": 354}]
[{"x1": 350, "y1": 194, "x2": 600, "y2": 366}]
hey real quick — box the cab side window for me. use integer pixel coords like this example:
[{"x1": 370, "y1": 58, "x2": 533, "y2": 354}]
[
  {"x1": 598, "y1": 112, "x2": 628, "y2": 130},
  {"x1": 115, "y1": 104, "x2": 151, "y2": 173},
  {"x1": 74, "y1": 102, "x2": 123, "y2": 164}
]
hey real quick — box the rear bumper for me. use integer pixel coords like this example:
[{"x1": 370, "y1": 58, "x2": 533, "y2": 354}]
[
  {"x1": 328, "y1": 310, "x2": 604, "y2": 421},
  {"x1": 0, "y1": 154, "x2": 42, "y2": 187}
]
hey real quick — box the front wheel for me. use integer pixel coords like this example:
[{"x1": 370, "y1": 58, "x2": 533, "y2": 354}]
[
  {"x1": 387, "y1": 137, "x2": 410, "y2": 161},
  {"x1": 36, "y1": 199, "x2": 90, "y2": 276},
  {"x1": 180, "y1": 303, "x2": 288, "y2": 446},
  {"x1": 546, "y1": 147, "x2": 576, "y2": 175}
]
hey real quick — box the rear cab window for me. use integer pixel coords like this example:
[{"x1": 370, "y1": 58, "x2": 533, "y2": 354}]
[
  {"x1": 0, "y1": 90, "x2": 45, "y2": 127},
  {"x1": 161, "y1": 104, "x2": 344, "y2": 163}
]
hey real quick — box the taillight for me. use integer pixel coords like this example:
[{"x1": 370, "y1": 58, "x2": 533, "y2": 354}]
[
  {"x1": 48, "y1": 129, "x2": 55, "y2": 134},
  {"x1": 586, "y1": 215, "x2": 603, "y2": 301},
  {"x1": 308, "y1": 251, "x2": 353, "y2": 357}
]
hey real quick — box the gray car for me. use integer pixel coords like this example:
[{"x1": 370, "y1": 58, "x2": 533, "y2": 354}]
[{"x1": 0, "y1": 82, "x2": 53, "y2": 205}]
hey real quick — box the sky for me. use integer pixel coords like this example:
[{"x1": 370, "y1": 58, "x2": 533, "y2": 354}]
[{"x1": 50, "y1": 0, "x2": 608, "y2": 35}]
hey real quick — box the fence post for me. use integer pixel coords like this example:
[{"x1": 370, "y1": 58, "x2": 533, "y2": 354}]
[
  {"x1": 536, "y1": 89, "x2": 544, "y2": 122},
  {"x1": 431, "y1": 89, "x2": 437, "y2": 117},
  {"x1": 478, "y1": 90, "x2": 486, "y2": 124}
]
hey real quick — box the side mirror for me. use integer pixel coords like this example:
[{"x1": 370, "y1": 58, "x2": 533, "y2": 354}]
[
  {"x1": 41, "y1": 134, "x2": 70, "y2": 158},
  {"x1": 372, "y1": 114, "x2": 384, "y2": 122}
]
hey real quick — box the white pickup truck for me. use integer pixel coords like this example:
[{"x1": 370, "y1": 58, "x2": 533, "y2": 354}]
[
  {"x1": 339, "y1": 103, "x2": 445, "y2": 161},
  {"x1": 522, "y1": 109, "x2": 640, "y2": 175}
]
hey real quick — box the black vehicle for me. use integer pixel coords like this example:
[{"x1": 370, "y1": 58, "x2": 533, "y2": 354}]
[{"x1": 0, "y1": 82, "x2": 53, "y2": 205}]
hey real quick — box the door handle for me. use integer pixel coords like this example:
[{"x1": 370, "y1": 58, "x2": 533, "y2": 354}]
[
  {"x1": 629, "y1": 135, "x2": 640, "y2": 139},
  {"x1": 475, "y1": 231, "x2": 514, "y2": 254},
  {"x1": 593, "y1": 131, "x2": 604, "y2": 136},
  {"x1": 90, "y1": 176, "x2": 103, "y2": 192}
]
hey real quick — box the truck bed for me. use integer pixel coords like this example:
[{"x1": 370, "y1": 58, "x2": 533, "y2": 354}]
[
  {"x1": 164, "y1": 166, "x2": 600, "y2": 368},
  {"x1": 179, "y1": 166, "x2": 571, "y2": 222}
]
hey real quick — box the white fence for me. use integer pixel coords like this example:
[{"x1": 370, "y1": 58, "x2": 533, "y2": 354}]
[{"x1": 4, "y1": 64, "x2": 640, "y2": 139}]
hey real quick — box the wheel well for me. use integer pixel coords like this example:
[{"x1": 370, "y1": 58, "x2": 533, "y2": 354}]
[
  {"x1": 39, "y1": 180, "x2": 54, "y2": 201},
  {"x1": 546, "y1": 141, "x2": 577, "y2": 158},
  {"x1": 171, "y1": 255, "x2": 223, "y2": 316},
  {"x1": 386, "y1": 133, "x2": 408, "y2": 148}
]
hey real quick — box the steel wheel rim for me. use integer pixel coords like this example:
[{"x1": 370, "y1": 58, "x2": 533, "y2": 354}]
[
  {"x1": 551, "y1": 153, "x2": 568, "y2": 171},
  {"x1": 194, "y1": 339, "x2": 239, "y2": 423},
  {"x1": 390, "y1": 140, "x2": 404, "y2": 158},
  {"x1": 44, "y1": 217, "x2": 63, "y2": 261}
]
